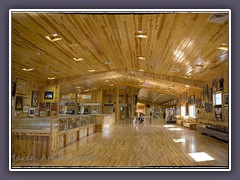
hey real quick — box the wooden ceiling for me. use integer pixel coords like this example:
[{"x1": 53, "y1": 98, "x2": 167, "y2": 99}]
[{"x1": 11, "y1": 11, "x2": 229, "y2": 103}]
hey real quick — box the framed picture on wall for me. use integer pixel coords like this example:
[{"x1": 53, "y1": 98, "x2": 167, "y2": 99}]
[
  {"x1": 214, "y1": 105, "x2": 222, "y2": 121},
  {"x1": 225, "y1": 107, "x2": 228, "y2": 118},
  {"x1": 46, "y1": 102, "x2": 51, "y2": 110},
  {"x1": 195, "y1": 99, "x2": 201, "y2": 108},
  {"x1": 31, "y1": 91, "x2": 39, "y2": 107},
  {"x1": 223, "y1": 93, "x2": 228, "y2": 106},
  {"x1": 44, "y1": 91, "x2": 54, "y2": 99},
  {"x1": 12, "y1": 82, "x2": 16, "y2": 96},
  {"x1": 15, "y1": 78, "x2": 28, "y2": 95},
  {"x1": 40, "y1": 111, "x2": 46, "y2": 117},
  {"x1": 29, "y1": 108, "x2": 35, "y2": 117},
  {"x1": 203, "y1": 84, "x2": 208, "y2": 99},
  {"x1": 208, "y1": 88, "x2": 212, "y2": 102},
  {"x1": 40, "y1": 102, "x2": 46, "y2": 110},
  {"x1": 15, "y1": 96, "x2": 23, "y2": 110},
  {"x1": 212, "y1": 79, "x2": 217, "y2": 92},
  {"x1": 22, "y1": 105, "x2": 29, "y2": 113},
  {"x1": 201, "y1": 100, "x2": 205, "y2": 111},
  {"x1": 51, "y1": 102, "x2": 58, "y2": 111},
  {"x1": 35, "y1": 108, "x2": 39, "y2": 116}
]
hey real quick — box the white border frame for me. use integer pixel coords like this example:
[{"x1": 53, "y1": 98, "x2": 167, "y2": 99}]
[{"x1": 9, "y1": 9, "x2": 231, "y2": 171}]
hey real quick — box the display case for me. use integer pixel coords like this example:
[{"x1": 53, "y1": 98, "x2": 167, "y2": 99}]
[
  {"x1": 79, "y1": 115, "x2": 90, "y2": 126},
  {"x1": 12, "y1": 117, "x2": 58, "y2": 132}
]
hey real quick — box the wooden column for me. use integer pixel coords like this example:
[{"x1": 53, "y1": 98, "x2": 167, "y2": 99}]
[
  {"x1": 56, "y1": 83, "x2": 60, "y2": 116},
  {"x1": 115, "y1": 86, "x2": 120, "y2": 123},
  {"x1": 75, "y1": 93, "x2": 78, "y2": 115}
]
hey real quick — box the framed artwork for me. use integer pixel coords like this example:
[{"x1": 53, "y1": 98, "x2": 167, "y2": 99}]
[
  {"x1": 12, "y1": 82, "x2": 16, "y2": 96},
  {"x1": 22, "y1": 105, "x2": 29, "y2": 113},
  {"x1": 208, "y1": 88, "x2": 212, "y2": 102},
  {"x1": 16, "y1": 78, "x2": 28, "y2": 95},
  {"x1": 201, "y1": 100, "x2": 205, "y2": 111},
  {"x1": 188, "y1": 95, "x2": 195, "y2": 104},
  {"x1": 46, "y1": 110, "x2": 51, "y2": 117},
  {"x1": 214, "y1": 105, "x2": 222, "y2": 121},
  {"x1": 195, "y1": 99, "x2": 201, "y2": 108},
  {"x1": 223, "y1": 93, "x2": 228, "y2": 106},
  {"x1": 203, "y1": 84, "x2": 208, "y2": 99},
  {"x1": 44, "y1": 91, "x2": 54, "y2": 99},
  {"x1": 29, "y1": 108, "x2": 35, "y2": 117},
  {"x1": 35, "y1": 108, "x2": 39, "y2": 116},
  {"x1": 46, "y1": 102, "x2": 51, "y2": 110},
  {"x1": 23, "y1": 96, "x2": 31, "y2": 105},
  {"x1": 51, "y1": 102, "x2": 58, "y2": 111},
  {"x1": 40, "y1": 111, "x2": 46, "y2": 117},
  {"x1": 205, "y1": 103, "x2": 213, "y2": 113},
  {"x1": 15, "y1": 96, "x2": 23, "y2": 110},
  {"x1": 212, "y1": 79, "x2": 217, "y2": 92},
  {"x1": 40, "y1": 102, "x2": 46, "y2": 110},
  {"x1": 225, "y1": 107, "x2": 228, "y2": 118},
  {"x1": 31, "y1": 91, "x2": 39, "y2": 107}
]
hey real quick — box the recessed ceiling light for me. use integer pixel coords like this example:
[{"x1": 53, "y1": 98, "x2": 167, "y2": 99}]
[
  {"x1": 183, "y1": 76, "x2": 191, "y2": 79},
  {"x1": 105, "y1": 80, "x2": 110, "y2": 82},
  {"x1": 109, "y1": 84, "x2": 114, "y2": 86},
  {"x1": 185, "y1": 85, "x2": 190, "y2": 88},
  {"x1": 73, "y1": 57, "x2": 84, "y2": 61},
  {"x1": 196, "y1": 64, "x2": 206, "y2": 68},
  {"x1": 104, "y1": 60, "x2": 112, "y2": 64},
  {"x1": 84, "y1": 89, "x2": 89, "y2": 92},
  {"x1": 48, "y1": 77, "x2": 55, "y2": 80},
  {"x1": 36, "y1": 52, "x2": 41, "y2": 55},
  {"x1": 88, "y1": 69, "x2": 96, "y2": 72},
  {"x1": 139, "y1": 69, "x2": 145, "y2": 72},
  {"x1": 217, "y1": 43, "x2": 228, "y2": 51},
  {"x1": 76, "y1": 86, "x2": 81, "y2": 89},
  {"x1": 22, "y1": 68, "x2": 34, "y2": 72},
  {"x1": 135, "y1": 31, "x2": 147, "y2": 38},
  {"x1": 137, "y1": 56, "x2": 146, "y2": 60},
  {"x1": 46, "y1": 33, "x2": 62, "y2": 42},
  {"x1": 139, "y1": 80, "x2": 144, "y2": 83}
]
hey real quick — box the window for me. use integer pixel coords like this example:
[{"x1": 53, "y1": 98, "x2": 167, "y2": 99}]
[
  {"x1": 181, "y1": 106, "x2": 186, "y2": 117},
  {"x1": 213, "y1": 92, "x2": 222, "y2": 105},
  {"x1": 189, "y1": 105, "x2": 196, "y2": 118}
]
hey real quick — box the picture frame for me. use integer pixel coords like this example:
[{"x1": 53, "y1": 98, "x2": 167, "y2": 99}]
[
  {"x1": 12, "y1": 82, "x2": 16, "y2": 96},
  {"x1": 31, "y1": 91, "x2": 39, "y2": 107},
  {"x1": 201, "y1": 100, "x2": 205, "y2": 111},
  {"x1": 22, "y1": 105, "x2": 29, "y2": 113},
  {"x1": 15, "y1": 78, "x2": 28, "y2": 95},
  {"x1": 51, "y1": 102, "x2": 58, "y2": 111},
  {"x1": 40, "y1": 102, "x2": 46, "y2": 110},
  {"x1": 44, "y1": 91, "x2": 54, "y2": 99},
  {"x1": 195, "y1": 99, "x2": 201, "y2": 108},
  {"x1": 223, "y1": 93, "x2": 229, "y2": 106},
  {"x1": 29, "y1": 108, "x2": 35, "y2": 117},
  {"x1": 208, "y1": 88, "x2": 212, "y2": 102},
  {"x1": 40, "y1": 110, "x2": 46, "y2": 117},
  {"x1": 46, "y1": 102, "x2": 51, "y2": 110},
  {"x1": 203, "y1": 84, "x2": 208, "y2": 99},
  {"x1": 35, "y1": 108, "x2": 39, "y2": 116},
  {"x1": 205, "y1": 103, "x2": 213, "y2": 113},
  {"x1": 212, "y1": 79, "x2": 217, "y2": 92},
  {"x1": 214, "y1": 105, "x2": 222, "y2": 121},
  {"x1": 225, "y1": 107, "x2": 228, "y2": 118},
  {"x1": 15, "y1": 96, "x2": 23, "y2": 110}
]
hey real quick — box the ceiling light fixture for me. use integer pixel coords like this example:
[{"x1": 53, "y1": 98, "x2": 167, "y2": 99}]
[
  {"x1": 73, "y1": 57, "x2": 84, "y2": 61},
  {"x1": 135, "y1": 31, "x2": 148, "y2": 38},
  {"x1": 105, "y1": 80, "x2": 110, "y2": 82},
  {"x1": 109, "y1": 84, "x2": 114, "y2": 86},
  {"x1": 22, "y1": 68, "x2": 34, "y2": 72},
  {"x1": 48, "y1": 77, "x2": 56, "y2": 80},
  {"x1": 104, "y1": 60, "x2": 112, "y2": 64},
  {"x1": 137, "y1": 56, "x2": 146, "y2": 60},
  {"x1": 139, "y1": 69, "x2": 145, "y2": 72},
  {"x1": 185, "y1": 85, "x2": 190, "y2": 88},
  {"x1": 46, "y1": 33, "x2": 62, "y2": 42},
  {"x1": 196, "y1": 64, "x2": 206, "y2": 68},
  {"x1": 76, "y1": 86, "x2": 81, "y2": 89},
  {"x1": 217, "y1": 43, "x2": 228, "y2": 51},
  {"x1": 88, "y1": 69, "x2": 96, "y2": 72}
]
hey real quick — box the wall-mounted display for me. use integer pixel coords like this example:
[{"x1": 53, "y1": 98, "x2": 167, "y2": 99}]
[
  {"x1": 201, "y1": 100, "x2": 205, "y2": 111},
  {"x1": 51, "y1": 102, "x2": 58, "y2": 111},
  {"x1": 203, "y1": 84, "x2": 208, "y2": 99},
  {"x1": 46, "y1": 102, "x2": 51, "y2": 110},
  {"x1": 12, "y1": 82, "x2": 16, "y2": 96},
  {"x1": 188, "y1": 95, "x2": 195, "y2": 104},
  {"x1": 16, "y1": 78, "x2": 28, "y2": 95},
  {"x1": 219, "y1": 78, "x2": 224, "y2": 91},
  {"x1": 40, "y1": 110, "x2": 46, "y2": 117},
  {"x1": 15, "y1": 96, "x2": 23, "y2": 110},
  {"x1": 44, "y1": 91, "x2": 54, "y2": 99},
  {"x1": 31, "y1": 91, "x2": 39, "y2": 107},
  {"x1": 212, "y1": 79, "x2": 217, "y2": 92},
  {"x1": 35, "y1": 108, "x2": 39, "y2": 116},
  {"x1": 40, "y1": 102, "x2": 46, "y2": 110},
  {"x1": 205, "y1": 103, "x2": 213, "y2": 113},
  {"x1": 29, "y1": 108, "x2": 35, "y2": 117},
  {"x1": 22, "y1": 105, "x2": 29, "y2": 113},
  {"x1": 23, "y1": 96, "x2": 31, "y2": 105},
  {"x1": 223, "y1": 93, "x2": 228, "y2": 106},
  {"x1": 208, "y1": 88, "x2": 212, "y2": 102},
  {"x1": 195, "y1": 99, "x2": 201, "y2": 108},
  {"x1": 225, "y1": 107, "x2": 228, "y2": 118},
  {"x1": 214, "y1": 105, "x2": 222, "y2": 121}
]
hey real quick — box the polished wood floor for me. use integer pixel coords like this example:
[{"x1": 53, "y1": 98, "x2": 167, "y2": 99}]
[{"x1": 12, "y1": 117, "x2": 229, "y2": 168}]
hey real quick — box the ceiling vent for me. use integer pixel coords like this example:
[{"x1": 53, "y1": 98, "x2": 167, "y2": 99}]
[{"x1": 207, "y1": 13, "x2": 228, "y2": 24}]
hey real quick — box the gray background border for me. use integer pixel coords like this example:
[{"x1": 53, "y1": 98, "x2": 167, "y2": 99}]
[{"x1": 1, "y1": 0, "x2": 238, "y2": 179}]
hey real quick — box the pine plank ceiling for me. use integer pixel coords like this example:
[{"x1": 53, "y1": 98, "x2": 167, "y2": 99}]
[{"x1": 11, "y1": 11, "x2": 229, "y2": 103}]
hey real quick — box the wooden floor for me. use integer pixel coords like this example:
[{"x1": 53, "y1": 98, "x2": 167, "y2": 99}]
[{"x1": 12, "y1": 118, "x2": 229, "y2": 168}]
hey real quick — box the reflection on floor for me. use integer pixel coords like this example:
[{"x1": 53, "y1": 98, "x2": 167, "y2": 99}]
[{"x1": 12, "y1": 117, "x2": 228, "y2": 168}]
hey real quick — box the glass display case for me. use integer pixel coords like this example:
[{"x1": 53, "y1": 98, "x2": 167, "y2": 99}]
[
  {"x1": 12, "y1": 117, "x2": 58, "y2": 132},
  {"x1": 79, "y1": 115, "x2": 90, "y2": 126}
]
